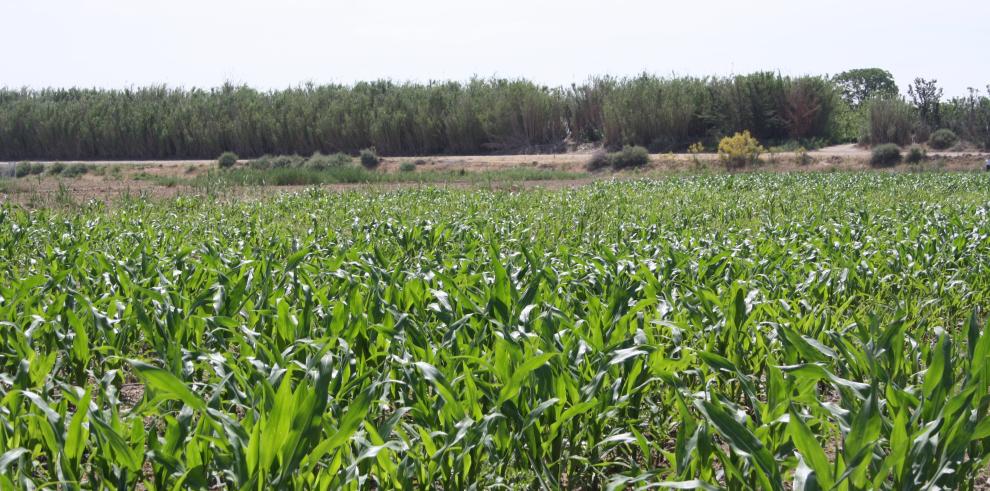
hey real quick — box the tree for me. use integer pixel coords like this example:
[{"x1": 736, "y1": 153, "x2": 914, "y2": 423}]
[
  {"x1": 782, "y1": 78, "x2": 829, "y2": 139},
  {"x1": 908, "y1": 78, "x2": 943, "y2": 129},
  {"x1": 833, "y1": 68, "x2": 899, "y2": 107}
]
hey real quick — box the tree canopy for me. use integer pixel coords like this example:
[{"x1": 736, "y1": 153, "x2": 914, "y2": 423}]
[{"x1": 833, "y1": 68, "x2": 899, "y2": 106}]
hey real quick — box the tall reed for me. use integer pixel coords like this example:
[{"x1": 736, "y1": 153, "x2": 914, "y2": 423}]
[{"x1": 0, "y1": 74, "x2": 846, "y2": 159}]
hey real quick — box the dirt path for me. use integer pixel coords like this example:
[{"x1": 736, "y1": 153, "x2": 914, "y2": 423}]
[{"x1": 3, "y1": 144, "x2": 986, "y2": 169}]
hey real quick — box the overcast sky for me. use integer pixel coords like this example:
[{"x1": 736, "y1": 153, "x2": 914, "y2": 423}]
[{"x1": 3, "y1": 0, "x2": 988, "y2": 97}]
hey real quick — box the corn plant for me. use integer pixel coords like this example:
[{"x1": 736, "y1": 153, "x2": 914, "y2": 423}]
[{"x1": 2, "y1": 174, "x2": 990, "y2": 489}]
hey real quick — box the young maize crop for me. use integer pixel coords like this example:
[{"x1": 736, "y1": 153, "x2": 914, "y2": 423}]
[{"x1": 2, "y1": 174, "x2": 990, "y2": 489}]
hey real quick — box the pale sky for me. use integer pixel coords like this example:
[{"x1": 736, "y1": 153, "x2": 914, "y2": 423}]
[{"x1": 3, "y1": 0, "x2": 988, "y2": 97}]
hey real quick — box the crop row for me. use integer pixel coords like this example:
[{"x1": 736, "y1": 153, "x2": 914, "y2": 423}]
[{"x1": 2, "y1": 174, "x2": 990, "y2": 489}]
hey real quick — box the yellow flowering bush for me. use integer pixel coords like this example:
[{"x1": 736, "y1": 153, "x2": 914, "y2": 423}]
[{"x1": 718, "y1": 131, "x2": 764, "y2": 169}]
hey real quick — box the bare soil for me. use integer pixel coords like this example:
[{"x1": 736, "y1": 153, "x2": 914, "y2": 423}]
[{"x1": 2, "y1": 145, "x2": 987, "y2": 207}]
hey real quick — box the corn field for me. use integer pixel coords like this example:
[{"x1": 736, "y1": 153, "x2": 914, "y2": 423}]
[{"x1": 2, "y1": 174, "x2": 990, "y2": 489}]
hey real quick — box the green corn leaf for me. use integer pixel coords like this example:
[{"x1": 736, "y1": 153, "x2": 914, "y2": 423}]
[
  {"x1": 300, "y1": 388, "x2": 374, "y2": 471},
  {"x1": 129, "y1": 360, "x2": 206, "y2": 411},
  {"x1": 787, "y1": 406, "x2": 834, "y2": 489},
  {"x1": 414, "y1": 362, "x2": 465, "y2": 418},
  {"x1": 65, "y1": 388, "x2": 93, "y2": 464},
  {"x1": 0, "y1": 448, "x2": 29, "y2": 474},
  {"x1": 695, "y1": 398, "x2": 782, "y2": 491},
  {"x1": 498, "y1": 353, "x2": 557, "y2": 404}
]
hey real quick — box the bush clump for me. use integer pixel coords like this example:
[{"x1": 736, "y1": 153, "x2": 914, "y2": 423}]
[
  {"x1": 46, "y1": 162, "x2": 66, "y2": 175},
  {"x1": 61, "y1": 164, "x2": 90, "y2": 178},
  {"x1": 303, "y1": 152, "x2": 350, "y2": 170},
  {"x1": 870, "y1": 144, "x2": 902, "y2": 167},
  {"x1": 399, "y1": 161, "x2": 416, "y2": 172},
  {"x1": 928, "y1": 129, "x2": 958, "y2": 150},
  {"x1": 586, "y1": 146, "x2": 650, "y2": 171},
  {"x1": 360, "y1": 148, "x2": 380, "y2": 169},
  {"x1": 14, "y1": 162, "x2": 32, "y2": 178},
  {"x1": 273, "y1": 155, "x2": 304, "y2": 169},
  {"x1": 906, "y1": 145, "x2": 927, "y2": 164},
  {"x1": 586, "y1": 150, "x2": 611, "y2": 171},
  {"x1": 217, "y1": 151, "x2": 239, "y2": 169},
  {"x1": 305, "y1": 152, "x2": 331, "y2": 171},
  {"x1": 329, "y1": 152, "x2": 353, "y2": 167},
  {"x1": 252, "y1": 152, "x2": 355, "y2": 172},
  {"x1": 248, "y1": 155, "x2": 273, "y2": 170},
  {"x1": 609, "y1": 145, "x2": 650, "y2": 169},
  {"x1": 718, "y1": 131, "x2": 765, "y2": 169}
]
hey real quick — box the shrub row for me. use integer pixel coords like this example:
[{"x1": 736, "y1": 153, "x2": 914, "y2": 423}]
[
  {"x1": 590, "y1": 131, "x2": 772, "y2": 171},
  {"x1": 862, "y1": 84, "x2": 990, "y2": 150},
  {"x1": 11, "y1": 162, "x2": 92, "y2": 178},
  {"x1": 239, "y1": 148, "x2": 380, "y2": 171}
]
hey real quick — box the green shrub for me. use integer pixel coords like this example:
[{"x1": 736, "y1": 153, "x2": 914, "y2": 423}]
[
  {"x1": 928, "y1": 129, "x2": 958, "y2": 150},
  {"x1": 718, "y1": 131, "x2": 765, "y2": 169},
  {"x1": 217, "y1": 151, "x2": 238, "y2": 169},
  {"x1": 248, "y1": 155, "x2": 273, "y2": 170},
  {"x1": 61, "y1": 164, "x2": 90, "y2": 178},
  {"x1": 906, "y1": 145, "x2": 926, "y2": 164},
  {"x1": 360, "y1": 148, "x2": 380, "y2": 169},
  {"x1": 608, "y1": 145, "x2": 650, "y2": 169},
  {"x1": 305, "y1": 152, "x2": 334, "y2": 171},
  {"x1": 795, "y1": 147, "x2": 813, "y2": 166},
  {"x1": 329, "y1": 152, "x2": 352, "y2": 167},
  {"x1": 14, "y1": 162, "x2": 32, "y2": 178},
  {"x1": 270, "y1": 155, "x2": 303, "y2": 168},
  {"x1": 586, "y1": 145, "x2": 652, "y2": 171},
  {"x1": 399, "y1": 161, "x2": 416, "y2": 172},
  {"x1": 870, "y1": 144, "x2": 902, "y2": 167},
  {"x1": 586, "y1": 150, "x2": 611, "y2": 171},
  {"x1": 30, "y1": 163, "x2": 45, "y2": 175},
  {"x1": 46, "y1": 162, "x2": 66, "y2": 175},
  {"x1": 256, "y1": 153, "x2": 353, "y2": 171}
]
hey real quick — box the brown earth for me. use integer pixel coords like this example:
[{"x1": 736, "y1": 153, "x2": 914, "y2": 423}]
[{"x1": 2, "y1": 145, "x2": 988, "y2": 207}]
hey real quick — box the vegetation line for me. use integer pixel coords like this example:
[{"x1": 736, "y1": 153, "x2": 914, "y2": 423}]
[{"x1": 3, "y1": 70, "x2": 987, "y2": 160}]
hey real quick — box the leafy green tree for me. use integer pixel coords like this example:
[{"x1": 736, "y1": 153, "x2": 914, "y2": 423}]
[
  {"x1": 833, "y1": 68, "x2": 899, "y2": 106},
  {"x1": 909, "y1": 78, "x2": 944, "y2": 129}
]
